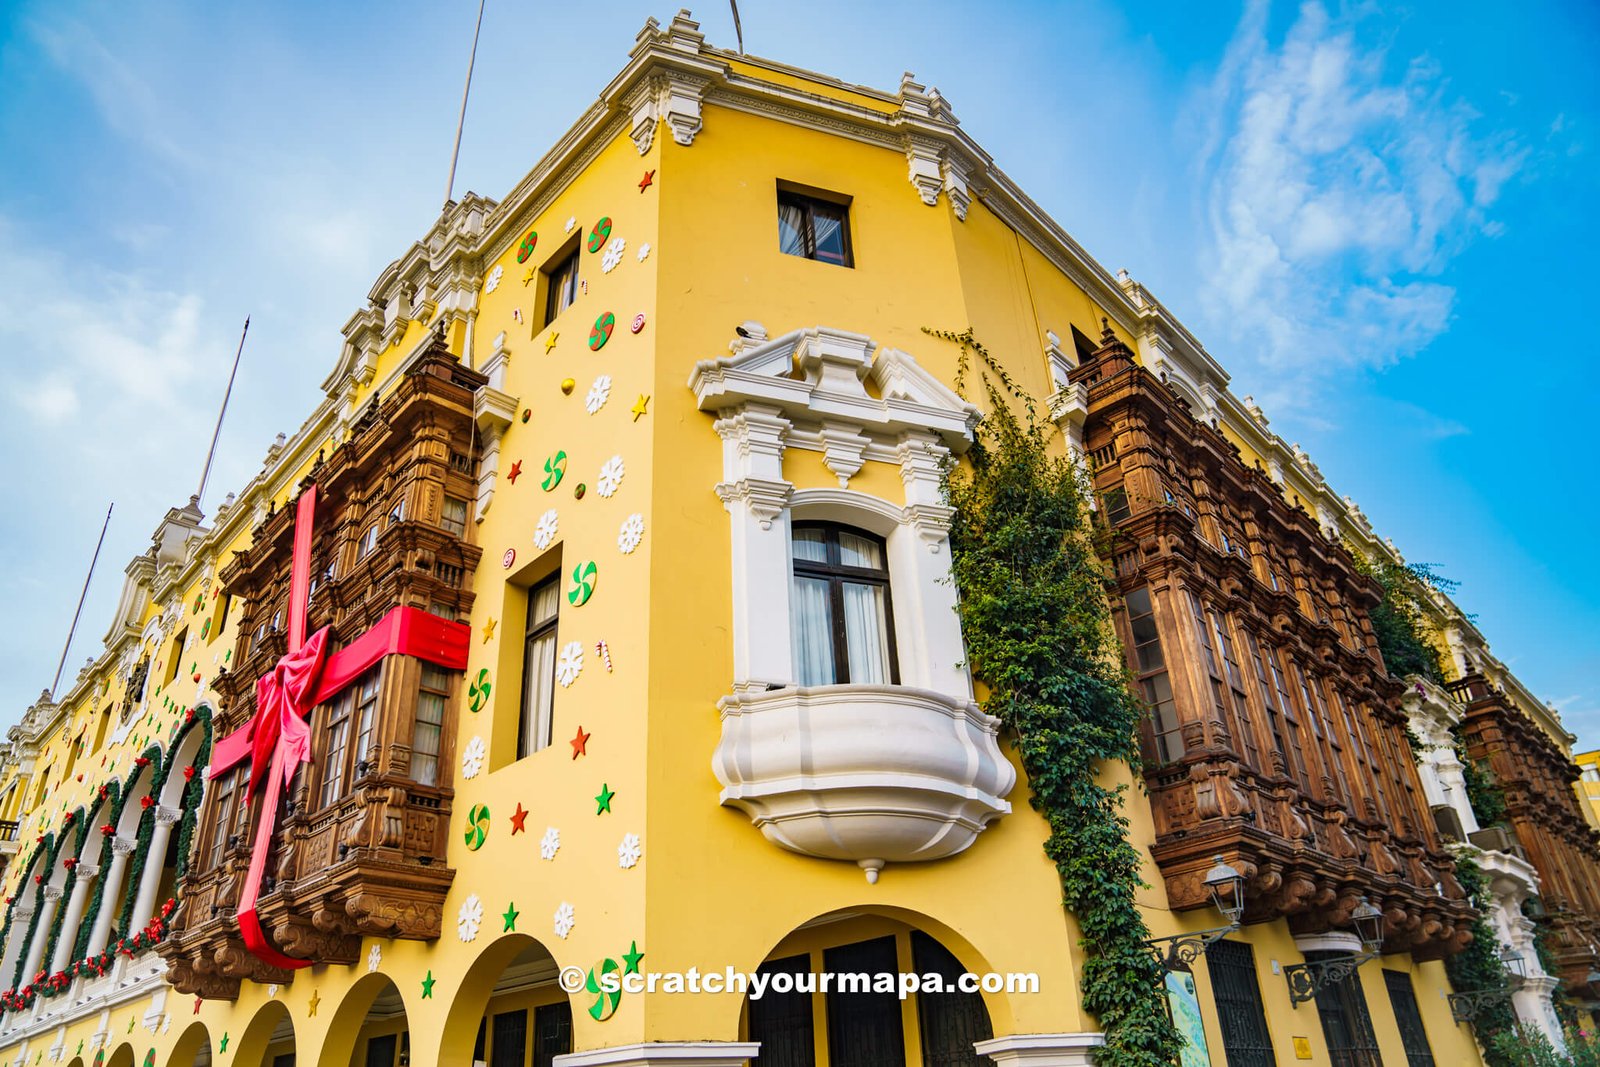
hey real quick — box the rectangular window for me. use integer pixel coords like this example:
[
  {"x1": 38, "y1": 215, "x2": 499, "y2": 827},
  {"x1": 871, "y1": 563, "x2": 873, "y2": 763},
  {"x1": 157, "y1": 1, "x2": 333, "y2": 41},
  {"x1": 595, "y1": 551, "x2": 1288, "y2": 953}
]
[
  {"x1": 519, "y1": 576, "x2": 561, "y2": 759},
  {"x1": 533, "y1": 1002, "x2": 573, "y2": 1067},
  {"x1": 825, "y1": 937, "x2": 905, "y2": 1067},
  {"x1": 491, "y1": 1009, "x2": 528, "y2": 1067},
  {"x1": 747, "y1": 954, "x2": 817, "y2": 1067},
  {"x1": 1104, "y1": 487, "x2": 1132, "y2": 525},
  {"x1": 208, "y1": 769, "x2": 237, "y2": 869},
  {"x1": 1125, "y1": 588, "x2": 1181, "y2": 764},
  {"x1": 414, "y1": 665, "x2": 449, "y2": 787},
  {"x1": 543, "y1": 246, "x2": 580, "y2": 326},
  {"x1": 777, "y1": 189, "x2": 853, "y2": 267},
  {"x1": 791, "y1": 524, "x2": 897, "y2": 686},
  {"x1": 321, "y1": 688, "x2": 354, "y2": 808},
  {"x1": 1244, "y1": 630, "x2": 1303, "y2": 791},
  {"x1": 1383, "y1": 970, "x2": 1436, "y2": 1067},
  {"x1": 1311, "y1": 952, "x2": 1381, "y2": 1067},
  {"x1": 358, "y1": 525, "x2": 378, "y2": 559},
  {"x1": 352, "y1": 667, "x2": 381, "y2": 777},
  {"x1": 1207, "y1": 939, "x2": 1278, "y2": 1067},
  {"x1": 1212, "y1": 611, "x2": 1262, "y2": 771},
  {"x1": 441, "y1": 495, "x2": 469, "y2": 537}
]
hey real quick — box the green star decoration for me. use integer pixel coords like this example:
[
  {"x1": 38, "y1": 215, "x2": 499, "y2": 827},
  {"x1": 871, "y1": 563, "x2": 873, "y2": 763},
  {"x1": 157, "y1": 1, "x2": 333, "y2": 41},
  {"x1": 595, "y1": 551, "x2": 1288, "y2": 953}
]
[
  {"x1": 219, "y1": 1033, "x2": 229, "y2": 1052},
  {"x1": 75, "y1": 1042, "x2": 83, "y2": 1056},
  {"x1": 623, "y1": 940, "x2": 644, "y2": 975},
  {"x1": 421, "y1": 971, "x2": 436, "y2": 999},
  {"x1": 503, "y1": 902, "x2": 519, "y2": 931},
  {"x1": 595, "y1": 783, "x2": 615, "y2": 814}
]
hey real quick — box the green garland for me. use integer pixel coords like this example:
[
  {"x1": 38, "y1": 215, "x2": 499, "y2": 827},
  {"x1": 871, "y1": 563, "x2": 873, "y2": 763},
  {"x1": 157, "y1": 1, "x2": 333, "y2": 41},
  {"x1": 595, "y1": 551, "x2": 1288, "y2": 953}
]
[
  {"x1": 929, "y1": 327, "x2": 1182, "y2": 1067},
  {"x1": 34, "y1": 808, "x2": 91, "y2": 995},
  {"x1": 1448, "y1": 852, "x2": 1519, "y2": 1064},
  {"x1": 113, "y1": 743, "x2": 168, "y2": 942},
  {"x1": 4, "y1": 833, "x2": 57, "y2": 990},
  {"x1": 68, "y1": 779, "x2": 125, "y2": 966}
]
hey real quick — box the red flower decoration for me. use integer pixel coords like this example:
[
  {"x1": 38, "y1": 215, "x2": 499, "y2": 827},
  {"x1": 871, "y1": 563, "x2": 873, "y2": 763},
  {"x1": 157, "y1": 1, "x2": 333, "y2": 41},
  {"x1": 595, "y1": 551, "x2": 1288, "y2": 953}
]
[
  {"x1": 134, "y1": 757, "x2": 150, "y2": 768},
  {"x1": 185, "y1": 708, "x2": 195, "y2": 722},
  {"x1": 183, "y1": 766, "x2": 195, "y2": 782},
  {"x1": 100, "y1": 823, "x2": 115, "y2": 836},
  {"x1": 33, "y1": 875, "x2": 42, "y2": 885},
  {"x1": 62, "y1": 857, "x2": 77, "y2": 870},
  {"x1": 62, "y1": 812, "x2": 74, "y2": 825},
  {"x1": 140, "y1": 796, "x2": 153, "y2": 810}
]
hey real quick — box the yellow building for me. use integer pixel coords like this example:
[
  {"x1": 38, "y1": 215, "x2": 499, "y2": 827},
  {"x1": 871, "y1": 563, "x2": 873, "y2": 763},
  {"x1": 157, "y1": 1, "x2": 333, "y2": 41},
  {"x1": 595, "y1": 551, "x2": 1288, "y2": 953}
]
[
  {"x1": 1576, "y1": 750, "x2": 1600, "y2": 829},
  {"x1": 0, "y1": 11, "x2": 1589, "y2": 1067}
]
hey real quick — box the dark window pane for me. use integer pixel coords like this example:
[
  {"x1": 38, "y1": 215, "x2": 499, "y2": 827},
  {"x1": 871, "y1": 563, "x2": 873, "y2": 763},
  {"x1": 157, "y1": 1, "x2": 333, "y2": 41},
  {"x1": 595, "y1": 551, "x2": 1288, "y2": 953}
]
[
  {"x1": 533, "y1": 1002, "x2": 573, "y2": 1067},
  {"x1": 1383, "y1": 970, "x2": 1436, "y2": 1067},
  {"x1": 748, "y1": 954, "x2": 816, "y2": 1067},
  {"x1": 912, "y1": 931, "x2": 994, "y2": 1067},
  {"x1": 363, "y1": 1034, "x2": 397, "y2": 1067},
  {"x1": 825, "y1": 937, "x2": 905, "y2": 1067},
  {"x1": 1207, "y1": 939, "x2": 1277, "y2": 1067},
  {"x1": 1310, "y1": 952, "x2": 1380, "y2": 1067},
  {"x1": 492, "y1": 1009, "x2": 528, "y2": 1067}
]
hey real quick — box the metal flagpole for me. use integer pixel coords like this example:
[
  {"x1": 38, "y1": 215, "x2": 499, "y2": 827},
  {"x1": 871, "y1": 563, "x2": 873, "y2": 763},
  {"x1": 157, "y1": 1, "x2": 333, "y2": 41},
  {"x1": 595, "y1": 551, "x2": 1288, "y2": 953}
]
[
  {"x1": 730, "y1": 0, "x2": 745, "y2": 53},
  {"x1": 443, "y1": 0, "x2": 488, "y2": 208},
  {"x1": 197, "y1": 316, "x2": 250, "y2": 509},
  {"x1": 51, "y1": 503, "x2": 113, "y2": 700}
]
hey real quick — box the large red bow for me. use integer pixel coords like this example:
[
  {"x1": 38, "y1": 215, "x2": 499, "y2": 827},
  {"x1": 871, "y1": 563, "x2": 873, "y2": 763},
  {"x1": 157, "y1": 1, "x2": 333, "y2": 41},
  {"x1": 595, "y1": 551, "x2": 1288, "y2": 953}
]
[{"x1": 208, "y1": 487, "x2": 468, "y2": 971}]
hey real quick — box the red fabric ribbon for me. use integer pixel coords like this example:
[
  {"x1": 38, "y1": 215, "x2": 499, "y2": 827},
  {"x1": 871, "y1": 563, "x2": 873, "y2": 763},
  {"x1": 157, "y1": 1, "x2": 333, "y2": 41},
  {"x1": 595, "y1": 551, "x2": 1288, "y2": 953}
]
[{"x1": 208, "y1": 486, "x2": 468, "y2": 970}]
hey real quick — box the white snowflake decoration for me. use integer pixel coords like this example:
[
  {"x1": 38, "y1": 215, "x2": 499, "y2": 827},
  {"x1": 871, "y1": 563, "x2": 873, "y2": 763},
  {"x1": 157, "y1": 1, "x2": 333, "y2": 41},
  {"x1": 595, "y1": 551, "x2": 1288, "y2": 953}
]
[
  {"x1": 564, "y1": 216, "x2": 576, "y2": 233},
  {"x1": 556, "y1": 641, "x2": 584, "y2": 687},
  {"x1": 367, "y1": 945, "x2": 382, "y2": 972},
  {"x1": 553, "y1": 901, "x2": 576, "y2": 940},
  {"x1": 618, "y1": 832, "x2": 642, "y2": 869},
  {"x1": 461, "y1": 735, "x2": 486, "y2": 779},
  {"x1": 636, "y1": 242, "x2": 651, "y2": 262},
  {"x1": 601, "y1": 236, "x2": 627, "y2": 273},
  {"x1": 267, "y1": 984, "x2": 279, "y2": 998},
  {"x1": 618, "y1": 513, "x2": 645, "y2": 554},
  {"x1": 540, "y1": 826, "x2": 561, "y2": 861},
  {"x1": 533, "y1": 508, "x2": 559, "y2": 549},
  {"x1": 585, "y1": 374, "x2": 612, "y2": 415},
  {"x1": 596, "y1": 456, "x2": 625, "y2": 498},
  {"x1": 458, "y1": 894, "x2": 484, "y2": 942},
  {"x1": 484, "y1": 264, "x2": 504, "y2": 294}
]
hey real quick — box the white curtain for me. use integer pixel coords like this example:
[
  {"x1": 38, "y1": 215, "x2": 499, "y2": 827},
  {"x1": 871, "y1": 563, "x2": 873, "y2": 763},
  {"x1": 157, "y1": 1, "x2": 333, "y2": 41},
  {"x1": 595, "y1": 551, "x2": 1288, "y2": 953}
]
[
  {"x1": 522, "y1": 629, "x2": 557, "y2": 755},
  {"x1": 777, "y1": 202, "x2": 808, "y2": 257},
  {"x1": 841, "y1": 581, "x2": 890, "y2": 684},
  {"x1": 791, "y1": 576, "x2": 835, "y2": 685},
  {"x1": 810, "y1": 212, "x2": 843, "y2": 260}
]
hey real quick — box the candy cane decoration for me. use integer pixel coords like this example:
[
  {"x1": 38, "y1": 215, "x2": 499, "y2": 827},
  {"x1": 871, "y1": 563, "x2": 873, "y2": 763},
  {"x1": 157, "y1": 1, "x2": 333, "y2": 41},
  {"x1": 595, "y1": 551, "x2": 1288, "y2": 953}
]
[{"x1": 596, "y1": 640, "x2": 613, "y2": 672}]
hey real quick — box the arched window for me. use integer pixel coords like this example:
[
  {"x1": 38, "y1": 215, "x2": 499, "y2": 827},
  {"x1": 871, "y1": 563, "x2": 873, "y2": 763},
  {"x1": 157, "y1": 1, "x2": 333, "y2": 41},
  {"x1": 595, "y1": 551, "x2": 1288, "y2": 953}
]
[{"x1": 790, "y1": 523, "x2": 898, "y2": 686}]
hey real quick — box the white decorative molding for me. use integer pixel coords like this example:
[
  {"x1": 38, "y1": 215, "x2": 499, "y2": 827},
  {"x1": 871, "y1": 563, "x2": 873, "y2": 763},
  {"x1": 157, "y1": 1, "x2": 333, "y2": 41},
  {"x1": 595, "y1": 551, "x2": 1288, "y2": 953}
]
[
  {"x1": 973, "y1": 1033, "x2": 1107, "y2": 1067},
  {"x1": 1292, "y1": 931, "x2": 1363, "y2": 955},
  {"x1": 554, "y1": 1042, "x2": 762, "y2": 1067},
  {"x1": 472, "y1": 383, "x2": 519, "y2": 523},
  {"x1": 712, "y1": 684, "x2": 1015, "y2": 881},
  {"x1": 904, "y1": 133, "x2": 944, "y2": 208}
]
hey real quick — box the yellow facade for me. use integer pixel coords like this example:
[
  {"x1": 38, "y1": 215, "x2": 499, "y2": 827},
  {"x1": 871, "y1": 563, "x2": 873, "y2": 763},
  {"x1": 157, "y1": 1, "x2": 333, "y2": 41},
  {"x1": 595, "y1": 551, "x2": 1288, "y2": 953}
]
[{"x1": 0, "y1": 11, "x2": 1549, "y2": 1067}]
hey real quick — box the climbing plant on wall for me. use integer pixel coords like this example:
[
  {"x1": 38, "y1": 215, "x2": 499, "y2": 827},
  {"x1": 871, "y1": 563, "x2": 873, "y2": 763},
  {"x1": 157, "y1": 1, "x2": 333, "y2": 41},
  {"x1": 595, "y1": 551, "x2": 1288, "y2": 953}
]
[
  {"x1": 1350, "y1": 550, "x2": 1455, "y2": 685},
  {"x1": 929, "y1": 326, "x2": 1183, "y2": 1067},
  {"x1": 1447, "y1": 852, "x2": 1520, "y2": 1066}
]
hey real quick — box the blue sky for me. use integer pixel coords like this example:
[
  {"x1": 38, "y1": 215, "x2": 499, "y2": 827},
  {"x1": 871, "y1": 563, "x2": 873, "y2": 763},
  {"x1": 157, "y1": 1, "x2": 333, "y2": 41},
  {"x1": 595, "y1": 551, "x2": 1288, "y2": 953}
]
[{"x1": 1, "y1": 1, "x2": 1597, "y2": 748}]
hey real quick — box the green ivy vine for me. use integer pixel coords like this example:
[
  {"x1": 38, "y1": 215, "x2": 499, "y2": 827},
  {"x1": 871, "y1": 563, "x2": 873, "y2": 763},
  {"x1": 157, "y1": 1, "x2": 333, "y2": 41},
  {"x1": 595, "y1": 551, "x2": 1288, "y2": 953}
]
[
  {"x1": 928, "y1": 326, "x2": 1182, "y2": 1067},
  {"x1": 1448, "y1": 852, "x2": 1520, "y2": 1064},
  {"x1": 1349, "y1": 551, "x2": 1455, "y2": 685}
]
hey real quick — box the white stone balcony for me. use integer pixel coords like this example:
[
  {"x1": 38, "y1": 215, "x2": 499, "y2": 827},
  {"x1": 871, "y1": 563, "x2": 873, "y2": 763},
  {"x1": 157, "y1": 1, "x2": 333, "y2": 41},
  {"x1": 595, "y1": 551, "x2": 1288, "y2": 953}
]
[{"x1": 711, "y1": 684, "x2": 1015, "y2": 881}]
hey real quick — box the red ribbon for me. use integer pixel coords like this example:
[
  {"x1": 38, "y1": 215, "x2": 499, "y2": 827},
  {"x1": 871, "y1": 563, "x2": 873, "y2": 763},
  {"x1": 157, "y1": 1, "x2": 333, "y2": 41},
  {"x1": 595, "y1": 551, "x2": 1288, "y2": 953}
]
[{"x1": 208, "y1": 486, "x2": 468, "y2": 970}]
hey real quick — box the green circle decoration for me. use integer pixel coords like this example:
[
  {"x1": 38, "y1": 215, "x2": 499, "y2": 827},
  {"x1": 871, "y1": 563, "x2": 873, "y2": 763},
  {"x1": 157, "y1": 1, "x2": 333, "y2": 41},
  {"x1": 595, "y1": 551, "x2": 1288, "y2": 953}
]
[
  {"x1": 469, "y1": 669, "x2": 492, "y2": 713},
  {"x1": 589, "y1": 311, "x2": 615, "y2": 351},
  {"x1": 516, "y1": 229, "x2": 538, "y2": 263},
  {"x1": 587, "y1": 217, "x2": 612, "y2": 254},
  {"x1": 542, "y1": 450, "x2": 567, "y2": 491},
  {"x1": 464, "y1": 804, "x2": 491, "y2": 850},
  {"x1": 569, "y1": 560, "x2": 598, "y2": 607},
  {"x1": 586, "y1": 957, "x2": 623, "y2": 1021}
]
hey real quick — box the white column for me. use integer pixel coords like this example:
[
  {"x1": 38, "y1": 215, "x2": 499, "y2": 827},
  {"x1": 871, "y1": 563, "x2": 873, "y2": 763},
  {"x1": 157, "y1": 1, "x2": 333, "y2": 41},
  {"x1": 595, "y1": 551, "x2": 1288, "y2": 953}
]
[
  {"x1": 86, "y1": 837, "x2": 137, "y2": 957},
  {"x1": 48, "y1": 865, "x2": 99, "y2": 973},
  {"x1": 1, "y1": 904, "x2": 35, "y2": 990},
  {"x1": 128, "y1": 806, "x2": 182, "y2": 931},
  {"x1": 713, "y1": 405, "x2": 793, "y2": 693},
  {"x1": 974, "y1": 1033, "x2": 1107, "y2": 1067},
  {"x1": 19, "y1": 888, "x2": 61, "y2": 983}
]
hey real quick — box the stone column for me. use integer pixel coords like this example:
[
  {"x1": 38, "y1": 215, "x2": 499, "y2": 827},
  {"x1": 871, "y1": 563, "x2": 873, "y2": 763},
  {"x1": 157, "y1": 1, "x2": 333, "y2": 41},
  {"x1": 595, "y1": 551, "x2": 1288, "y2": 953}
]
[
  {"x1": 128, "y1": 806, "x2": 182, "y2": 931},
  {"x1": 86, "y1": 837, "x2": 138, "y2": 956},
  {"x1": 19, "y1": 887, "x2": 62, "y2": 982},
  {"x1": 48, "y1": 864, "x2": 99, "y2": 973}
]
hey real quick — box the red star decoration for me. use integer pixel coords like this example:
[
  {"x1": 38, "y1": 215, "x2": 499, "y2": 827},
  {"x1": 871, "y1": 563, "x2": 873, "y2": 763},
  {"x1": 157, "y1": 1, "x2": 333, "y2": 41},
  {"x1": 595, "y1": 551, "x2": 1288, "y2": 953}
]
[
  {"x1": 507, "y1": 460, "x2": 523, "y2": 484},
  {"x1": 193, "y1": 996, "x2": 202, "y2": 1015},
  {"x1": 570, "y1": 725, "x2": 591, "y2": 759},
  {"x1": 509, "y1": 803, "x2": 528, "y2": 835},
  {"x1": 638, "y1": 169, "x2": 655, "y2": 192}
]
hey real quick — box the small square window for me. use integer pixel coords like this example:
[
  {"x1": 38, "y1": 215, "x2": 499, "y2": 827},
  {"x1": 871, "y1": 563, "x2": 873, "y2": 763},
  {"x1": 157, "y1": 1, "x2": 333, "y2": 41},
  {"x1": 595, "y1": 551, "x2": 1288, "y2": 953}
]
[
  {"x1": 441, "y1": 495, "x2": 469, "y2": 537},
  {"x1": 358, "y1": 525, "x2": 379, "y2": 559},
  {"x1": 777, "y1": 189, "x2": 852, "y2": 267}
]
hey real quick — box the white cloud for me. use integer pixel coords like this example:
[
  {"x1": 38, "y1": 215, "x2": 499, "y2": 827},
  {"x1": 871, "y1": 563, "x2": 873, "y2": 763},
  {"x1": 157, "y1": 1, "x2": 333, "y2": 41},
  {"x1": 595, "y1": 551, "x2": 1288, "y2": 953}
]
[{"x1": 1196, "y1": 1, "x2": 1525, "y2": 389}]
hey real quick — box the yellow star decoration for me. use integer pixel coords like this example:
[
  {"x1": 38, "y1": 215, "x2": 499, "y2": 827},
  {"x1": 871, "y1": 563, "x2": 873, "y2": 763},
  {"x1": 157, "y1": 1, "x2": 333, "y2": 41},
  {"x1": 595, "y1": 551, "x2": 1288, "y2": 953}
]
[
  {"x1": 482, "y1": 617, "x2": 497, "y2": 644},
  {"x1": 308, "y1": 989, "x2": 320, "y2": 1016},
  {"x1": 630, "y1": 394, "x2": 651, "y2": 421},
  {"x1": 522, "y1": 267, "x2": 536, "y2": 286},
  {"x1": 544, "y1": 331, "x2": 559, "y2": 353}
]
